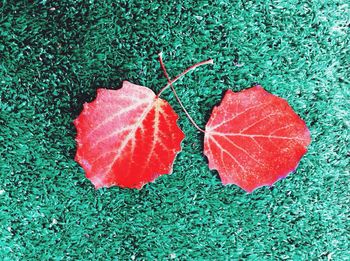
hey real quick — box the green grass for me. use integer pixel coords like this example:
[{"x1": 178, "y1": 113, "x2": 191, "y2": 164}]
[{"x1": 1, "y1": 0, "x2": 349, "y2": 259}]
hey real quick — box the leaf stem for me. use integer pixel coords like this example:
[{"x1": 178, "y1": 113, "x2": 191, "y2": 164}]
[{"x1": 157, "y1": 52, "x2": 213, "y2": 133}]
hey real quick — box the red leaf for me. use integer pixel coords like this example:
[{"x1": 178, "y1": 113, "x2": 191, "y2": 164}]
[
  {"x1": 74, "y1": 81, "x2": 185, "y2": 189},
  {"x1": 204, "y1": 86, "x2": 311, "y2": 192}
]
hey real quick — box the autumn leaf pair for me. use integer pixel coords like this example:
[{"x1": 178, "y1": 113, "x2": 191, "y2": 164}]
[{"x1": 74, "y1": 54, "x2": 311, "y2": 193}]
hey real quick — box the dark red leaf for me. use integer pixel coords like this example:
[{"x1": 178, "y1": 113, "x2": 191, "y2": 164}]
[
  {"x1": 74, "y1": 81, "x2": 185, "y2": 189},
  {"x1": 204, "y1": 86, "x2": 311, "y2": 192}
]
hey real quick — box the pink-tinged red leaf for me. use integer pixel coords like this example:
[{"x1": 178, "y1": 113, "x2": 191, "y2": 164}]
[
  {"x1": 204, "y1": 86, "x2": 311, "y2": 192},
  {"x1": 74, "y1": 81, "x2": 185, "y2": 189}
]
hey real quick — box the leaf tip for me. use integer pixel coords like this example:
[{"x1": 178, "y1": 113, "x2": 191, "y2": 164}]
[{"x1": 89, "y1": 175, "x2": 105, "y2": 190}]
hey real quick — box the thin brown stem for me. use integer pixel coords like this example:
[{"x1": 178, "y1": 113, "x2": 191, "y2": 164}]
[
  {"x1": 157, "y1": 52, "x2": 213, "y2": 133},
  {"x1": 157, "y1": 54, "x2": 213, "y2": 97}
]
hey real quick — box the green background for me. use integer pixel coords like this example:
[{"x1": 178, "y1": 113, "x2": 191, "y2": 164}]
[{"x1": 1, "y1": 0, "x2": 349, "y2": 259}]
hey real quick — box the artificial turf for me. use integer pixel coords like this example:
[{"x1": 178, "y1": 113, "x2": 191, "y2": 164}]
[{"x1": 1, "y1": 0, "x2": 349, "y2": 259}]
